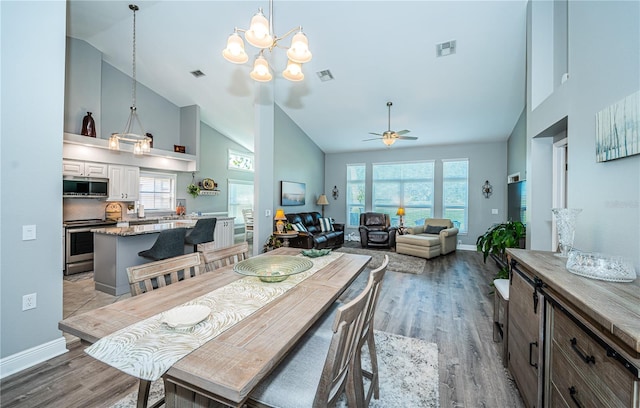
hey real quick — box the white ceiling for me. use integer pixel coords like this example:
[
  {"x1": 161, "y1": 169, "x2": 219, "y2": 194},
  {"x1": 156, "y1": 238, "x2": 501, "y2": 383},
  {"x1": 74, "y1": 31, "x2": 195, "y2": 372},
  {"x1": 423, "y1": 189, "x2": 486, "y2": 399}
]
[{"x1": 67, "y1": 0, "x2": 527, "y2": 154}]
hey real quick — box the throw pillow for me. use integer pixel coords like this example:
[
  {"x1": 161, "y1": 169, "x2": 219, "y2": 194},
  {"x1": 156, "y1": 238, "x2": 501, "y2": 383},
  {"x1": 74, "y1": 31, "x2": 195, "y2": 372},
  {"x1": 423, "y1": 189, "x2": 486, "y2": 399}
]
[
  {"x1": 425, "y1": 225, "x2": 447, "y2": 234},
  {"x1": 319, "y1": 217, "x2": 334, "y2": 232},
  {"x1": 291, "y1": 222, "x2": 308, "y2": 233}
]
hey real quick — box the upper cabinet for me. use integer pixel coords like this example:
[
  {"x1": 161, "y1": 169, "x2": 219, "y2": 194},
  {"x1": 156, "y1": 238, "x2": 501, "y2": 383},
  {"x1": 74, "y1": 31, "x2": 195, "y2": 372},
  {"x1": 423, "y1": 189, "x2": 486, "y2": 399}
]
[
  {"x1": 107, "y1": 165, "x2": 139, "y2": 202},
  {"x1": 63, "y1": 160, "x2": 108, "y2": 178}
]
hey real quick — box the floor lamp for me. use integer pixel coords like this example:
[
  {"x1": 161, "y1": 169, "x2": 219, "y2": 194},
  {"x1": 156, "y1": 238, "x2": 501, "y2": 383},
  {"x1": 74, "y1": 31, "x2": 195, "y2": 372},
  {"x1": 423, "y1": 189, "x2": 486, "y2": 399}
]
[{"x1": 317, "y1": 194, "x2": 329, "y2": 217}]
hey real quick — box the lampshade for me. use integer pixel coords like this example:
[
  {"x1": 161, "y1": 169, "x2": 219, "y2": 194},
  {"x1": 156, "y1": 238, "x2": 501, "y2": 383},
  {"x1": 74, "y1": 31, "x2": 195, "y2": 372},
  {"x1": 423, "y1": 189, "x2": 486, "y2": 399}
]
[
  {"x1": 222, "y1": 32, "x2": 249, "y2": 64},
  {"x1": 286, "y1": 31, "x2": 312, "y2": 63},
  {"x1": 282, "y1": 60, "x2": 304, "y2": 81},
  {"x1": 245, "y1": 10, "x2": 273, "y2": 48},
  {"x1": 274, "y1": 209, "x2": 287, "y2": 221},
  {"x1": 317, "y1": 194, "x2": 329, "y2": 206},
  {"x1": 250, "y1": 55, "x2": 273, "y2": 82},
  {"x1": 396, "y1": 207, "x2": 405, "y2": 216},
  {"x1": 383, "y1": 134, "x2": 396, "y2": 146}
]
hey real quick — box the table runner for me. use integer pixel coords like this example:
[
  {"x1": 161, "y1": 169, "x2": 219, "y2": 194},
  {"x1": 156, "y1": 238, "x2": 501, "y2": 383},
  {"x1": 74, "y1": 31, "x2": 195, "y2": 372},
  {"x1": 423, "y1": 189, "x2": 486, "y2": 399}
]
[{"x1": 85, "y1": 253, "x2": 343, "y2": 381}]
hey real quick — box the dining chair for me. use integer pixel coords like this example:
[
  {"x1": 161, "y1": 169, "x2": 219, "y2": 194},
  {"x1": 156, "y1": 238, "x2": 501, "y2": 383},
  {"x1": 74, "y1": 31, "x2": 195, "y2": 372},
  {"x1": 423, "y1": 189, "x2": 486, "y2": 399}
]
[
  {"x1": 247, "y1": 273, "x2": 374, "y2": 408},
  {"x1": 242, "y1": 208, "x2": 254, "y2": 242},
  {"x1": 199, "y1": 241, "x2": 250, "y2": 272},
  {"x1": 125, "y1": 251, "x2": 205, "y2": 408},
  {"x1": 138, "y1": 228, "x2": 187, "y2": 261},
  {"x1": 184, "y1": 218, "x2": 217, "y2": 251}
]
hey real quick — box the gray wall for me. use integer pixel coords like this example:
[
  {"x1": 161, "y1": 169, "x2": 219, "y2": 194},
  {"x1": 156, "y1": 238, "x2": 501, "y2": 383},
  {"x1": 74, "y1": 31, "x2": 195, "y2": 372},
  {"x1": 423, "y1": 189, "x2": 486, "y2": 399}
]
[
  {"x1": 507, "y1": 109, "x2": 527, "y2": 179},
  {"x1": 1, "y1": 1, "x2": 67, "y2": 368},
  {"x1": 526, "y1": 1, "x2": 640, "y2": 268},
  {"x1": 325, "y1": 141, "x2": 507, "y2": 245}
]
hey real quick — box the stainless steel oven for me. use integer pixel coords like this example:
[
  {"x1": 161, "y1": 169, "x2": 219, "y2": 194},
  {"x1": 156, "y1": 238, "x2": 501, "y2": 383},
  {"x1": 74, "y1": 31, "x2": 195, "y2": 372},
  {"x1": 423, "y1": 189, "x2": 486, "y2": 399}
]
[{"x1": 64, "y1": 219, "x2": 116, "y2": 275}]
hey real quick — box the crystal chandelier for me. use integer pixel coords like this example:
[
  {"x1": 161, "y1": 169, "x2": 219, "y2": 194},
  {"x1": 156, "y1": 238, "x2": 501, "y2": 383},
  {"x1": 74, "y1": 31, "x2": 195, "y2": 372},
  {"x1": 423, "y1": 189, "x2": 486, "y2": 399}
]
[
  {"x1": 109, "y1": 4, "x2": 151, "y2": 155},
  {"x1": 222, "y1": 0, "x2": 312, "y2": 82}
]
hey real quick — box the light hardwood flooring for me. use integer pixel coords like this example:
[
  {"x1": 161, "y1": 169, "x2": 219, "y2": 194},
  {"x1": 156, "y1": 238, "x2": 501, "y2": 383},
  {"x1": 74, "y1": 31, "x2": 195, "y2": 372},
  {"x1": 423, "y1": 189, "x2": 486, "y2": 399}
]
[{"x1": 1, "y1": 245, "x2": 524, "y2": 407}]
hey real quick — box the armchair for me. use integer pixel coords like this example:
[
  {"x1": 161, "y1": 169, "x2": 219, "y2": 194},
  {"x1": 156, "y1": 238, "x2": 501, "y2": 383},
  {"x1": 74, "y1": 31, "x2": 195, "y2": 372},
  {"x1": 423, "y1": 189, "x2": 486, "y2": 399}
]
[
  {"x1": 408, "y1": 218, "x2": 459, "y2": 254},
  {"x1": 358, "y1": 212, "x2": 397, "y2": 249}
]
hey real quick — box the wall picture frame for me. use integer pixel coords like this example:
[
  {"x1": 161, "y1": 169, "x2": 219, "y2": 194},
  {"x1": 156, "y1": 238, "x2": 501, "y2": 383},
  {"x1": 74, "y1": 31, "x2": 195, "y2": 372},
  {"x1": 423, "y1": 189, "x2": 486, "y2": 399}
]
[
  {"x1": 595, "y1": 90, "x2": 640, "y2": 162},
  {"x1": 281, "y1": 181, "x2": 306, "y2": 206}
]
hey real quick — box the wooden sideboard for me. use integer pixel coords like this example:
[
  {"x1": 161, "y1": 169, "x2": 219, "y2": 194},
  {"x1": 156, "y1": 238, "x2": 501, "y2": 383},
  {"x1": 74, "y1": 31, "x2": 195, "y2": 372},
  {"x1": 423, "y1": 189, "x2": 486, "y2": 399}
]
[{"x1": 506, "y1": 249, "x2": 639, "y2": 408}]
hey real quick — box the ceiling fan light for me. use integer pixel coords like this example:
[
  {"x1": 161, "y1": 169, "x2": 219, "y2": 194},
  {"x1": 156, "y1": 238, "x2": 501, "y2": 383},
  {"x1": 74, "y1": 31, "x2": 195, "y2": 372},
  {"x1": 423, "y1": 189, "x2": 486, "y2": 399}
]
[
  {"x1": 250, "y1": 55, "x2": 273, "y2": 82},
  {"x1": 245, "y1": 10, "x2": 273, "y2": 48},
  {"x1": 222, "y1": 32, "x2": 249, "y2": 64},
  {"x1": 383, "y1": 137, "x2": 396, "y2": 146},
  {"x1": 286, "y1": 31, "x2": 312, "y2": 64},
  {"x1": 282, "y1": 60, "x2": 304, "y2": 81}
]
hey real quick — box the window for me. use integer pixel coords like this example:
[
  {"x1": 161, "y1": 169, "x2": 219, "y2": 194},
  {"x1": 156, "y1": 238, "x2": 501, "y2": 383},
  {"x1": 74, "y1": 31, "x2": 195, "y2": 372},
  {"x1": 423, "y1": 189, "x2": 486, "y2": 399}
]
[
  {"x1": 442, "y1": 159, "x2": 469, "y2": 233},
  {"x1": 228, "y1": 149, "x2": 254, "y2": 172},
  {"x1": 139, "y1": 171, "x2": 176, "y2": 212},
  {"x1": 372, "y1": 161, "x2": 434, "y2": 227},
  {"x1": 346, "y1": 164, "x2": 366, "y2": 228},
  {"x1": 228, "y1": 179, "x2": 254, "y2": 226}
]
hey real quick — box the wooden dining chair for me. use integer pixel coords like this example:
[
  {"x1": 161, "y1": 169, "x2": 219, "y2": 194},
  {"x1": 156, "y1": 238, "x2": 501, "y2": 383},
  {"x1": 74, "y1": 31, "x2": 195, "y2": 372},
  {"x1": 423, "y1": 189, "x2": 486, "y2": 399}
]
[
  {"x1": 242, "y1": 208, "x2": 254, "y2": 242},
  {"x1": 126, "y1": 252, "x2": 205, "y2": 296},
  {"x1": 125, "y1": 251, "x2": 205, "y2": 408},
  {"x1": 247, "y1": 274, "x2": 374, "y2": 408},
  {"x1": 198, "y1": 241, "x2": 250, "y2": 272}
]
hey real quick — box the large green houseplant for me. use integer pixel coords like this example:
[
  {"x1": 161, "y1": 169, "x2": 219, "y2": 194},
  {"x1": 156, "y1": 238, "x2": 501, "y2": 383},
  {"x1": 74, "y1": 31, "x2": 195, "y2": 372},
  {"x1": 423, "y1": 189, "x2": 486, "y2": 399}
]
[{"x1": 476, "y1": 221, "x2": 526, "y2": 279}]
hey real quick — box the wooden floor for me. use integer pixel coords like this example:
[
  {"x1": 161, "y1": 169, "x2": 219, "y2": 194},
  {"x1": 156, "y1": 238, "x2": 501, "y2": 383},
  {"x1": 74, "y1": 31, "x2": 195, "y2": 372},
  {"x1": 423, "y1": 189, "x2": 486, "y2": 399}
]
[{"x1": 0, "y1": 247, "x2": 524, "y2": 408}]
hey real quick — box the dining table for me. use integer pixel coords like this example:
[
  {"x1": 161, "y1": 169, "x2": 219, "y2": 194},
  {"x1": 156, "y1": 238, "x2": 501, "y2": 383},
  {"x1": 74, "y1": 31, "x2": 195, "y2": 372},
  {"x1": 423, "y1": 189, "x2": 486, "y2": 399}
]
[{"x1": 58, "y1": 247, "x2": 371, "y2": 408}]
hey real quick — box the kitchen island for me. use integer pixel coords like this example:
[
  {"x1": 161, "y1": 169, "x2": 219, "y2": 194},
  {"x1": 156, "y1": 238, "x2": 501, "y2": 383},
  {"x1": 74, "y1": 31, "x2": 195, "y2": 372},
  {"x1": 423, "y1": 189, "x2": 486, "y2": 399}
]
[{"x1": 92, "y1": 221, "x2": 197, "y2": 296}]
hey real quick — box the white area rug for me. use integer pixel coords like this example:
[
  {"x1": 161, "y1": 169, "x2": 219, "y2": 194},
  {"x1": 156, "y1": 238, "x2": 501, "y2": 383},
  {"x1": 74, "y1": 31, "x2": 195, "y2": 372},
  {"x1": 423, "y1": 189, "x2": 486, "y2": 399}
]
[{"x1": 111, "y1": 331, "x2": 439, "y2": 407}]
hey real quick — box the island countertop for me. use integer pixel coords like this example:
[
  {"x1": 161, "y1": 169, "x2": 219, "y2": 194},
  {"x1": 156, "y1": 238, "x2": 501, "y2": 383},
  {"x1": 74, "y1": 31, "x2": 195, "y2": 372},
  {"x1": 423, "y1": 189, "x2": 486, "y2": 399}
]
[{"x1": 92, "y1": 220, "x2": 196, "y2": 236}]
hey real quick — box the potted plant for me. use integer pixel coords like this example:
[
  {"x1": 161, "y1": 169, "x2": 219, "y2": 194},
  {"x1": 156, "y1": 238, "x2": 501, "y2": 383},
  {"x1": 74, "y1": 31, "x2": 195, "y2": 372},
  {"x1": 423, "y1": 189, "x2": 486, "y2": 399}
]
[
  {"x1": 187, "y1": 183, "x2": 200, "y2": 198},
  {"x1": 476, "y1": 220, "x2": 526, "y2": 279},
  {"x1": 263, "y1": 234, "x2": 283, "y2": 253}
]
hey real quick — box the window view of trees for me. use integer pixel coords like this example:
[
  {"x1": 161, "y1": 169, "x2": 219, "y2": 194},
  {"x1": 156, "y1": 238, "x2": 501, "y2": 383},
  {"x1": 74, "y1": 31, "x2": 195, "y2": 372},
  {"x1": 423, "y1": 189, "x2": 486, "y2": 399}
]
[
  {"x1": 346, "y1": 164, "x2": 366, "y2": 227},
  {"x1": 228, "y1": 179, "x2": 254, "y2": 226},
  {"x1": 442, "y1": 159, "x2": 469, "y2": 233}
]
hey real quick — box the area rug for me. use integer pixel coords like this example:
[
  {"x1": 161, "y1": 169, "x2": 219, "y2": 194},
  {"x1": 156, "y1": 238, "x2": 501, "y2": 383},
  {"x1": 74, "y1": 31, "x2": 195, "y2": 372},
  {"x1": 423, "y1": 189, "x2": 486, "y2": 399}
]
[
  {"x1": 111, "y1": 331, "x2": 439, "y2": 408},
  {"x1": 335, "y1": 247, "x2": 426, "y2": 274}
]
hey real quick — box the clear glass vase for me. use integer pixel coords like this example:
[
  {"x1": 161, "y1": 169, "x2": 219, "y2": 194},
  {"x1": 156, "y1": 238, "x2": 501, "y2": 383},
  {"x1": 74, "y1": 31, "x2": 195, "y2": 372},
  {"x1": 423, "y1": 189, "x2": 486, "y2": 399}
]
[{"x1": 551, "y1": 208, "x2": 582, "y2": 257}]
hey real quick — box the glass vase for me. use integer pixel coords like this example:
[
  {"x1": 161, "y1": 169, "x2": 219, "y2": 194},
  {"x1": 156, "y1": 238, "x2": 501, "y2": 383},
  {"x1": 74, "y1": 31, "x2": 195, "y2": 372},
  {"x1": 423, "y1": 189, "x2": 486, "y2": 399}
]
[{"x1": 551, "y1": 208, "x2": 582, "y2": 257}]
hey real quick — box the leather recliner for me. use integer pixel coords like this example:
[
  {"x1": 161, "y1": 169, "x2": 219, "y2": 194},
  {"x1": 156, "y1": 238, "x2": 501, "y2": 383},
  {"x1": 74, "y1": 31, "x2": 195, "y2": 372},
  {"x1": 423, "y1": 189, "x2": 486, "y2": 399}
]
[{"x1": 358, "y1": 212, "x2": 397, "y2": 249}]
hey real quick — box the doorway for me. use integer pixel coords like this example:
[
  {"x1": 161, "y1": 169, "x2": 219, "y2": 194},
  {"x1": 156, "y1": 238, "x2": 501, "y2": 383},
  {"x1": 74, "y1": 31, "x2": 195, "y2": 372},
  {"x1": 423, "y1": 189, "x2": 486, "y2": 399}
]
[{"x1": 551, "y1": 137, "x2": 568, "y2": 251}]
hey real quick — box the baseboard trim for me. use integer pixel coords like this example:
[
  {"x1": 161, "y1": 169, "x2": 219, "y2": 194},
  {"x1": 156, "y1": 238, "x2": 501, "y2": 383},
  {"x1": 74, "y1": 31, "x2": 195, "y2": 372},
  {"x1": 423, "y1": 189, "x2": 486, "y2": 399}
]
[
  {"x1": 0, "y1": 337, "x2": 68, "y2": 379},
  {"x1": 457, "y1": 244, "x2": 476, "y2": 251}
]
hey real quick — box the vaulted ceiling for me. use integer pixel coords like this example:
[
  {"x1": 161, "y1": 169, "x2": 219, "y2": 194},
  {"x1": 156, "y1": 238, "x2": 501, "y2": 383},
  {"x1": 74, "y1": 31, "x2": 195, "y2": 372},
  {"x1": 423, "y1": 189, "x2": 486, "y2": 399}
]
[{"x1": 67, "y1": 1, "x2": 527, "y2": 154}]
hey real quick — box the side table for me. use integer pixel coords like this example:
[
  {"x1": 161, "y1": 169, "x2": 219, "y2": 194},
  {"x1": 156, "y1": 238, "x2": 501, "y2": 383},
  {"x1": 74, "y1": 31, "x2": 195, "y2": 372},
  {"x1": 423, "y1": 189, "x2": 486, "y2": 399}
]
[{"x1": 274, "y1": 231, "x2": 299, "y2": 247}]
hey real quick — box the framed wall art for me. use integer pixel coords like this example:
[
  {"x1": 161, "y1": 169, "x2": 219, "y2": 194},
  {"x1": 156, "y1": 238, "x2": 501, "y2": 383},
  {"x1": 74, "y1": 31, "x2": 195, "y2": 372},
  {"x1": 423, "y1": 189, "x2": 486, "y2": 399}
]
[
  {"x1": 281, "y1": 181, "x2": 305, "y2": 206},
  {"x1": 595, "y1": 90, "x2": 639, "y2": 162}
]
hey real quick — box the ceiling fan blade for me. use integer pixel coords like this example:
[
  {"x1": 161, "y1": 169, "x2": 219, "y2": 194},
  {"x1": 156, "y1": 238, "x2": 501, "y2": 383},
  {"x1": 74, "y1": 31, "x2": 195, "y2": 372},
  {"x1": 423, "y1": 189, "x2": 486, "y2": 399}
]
[
  {"x1": 396, "y1": 136, "x2": 418, "y2": 140},
  {"x1": 368, "y1": 132, "x2": 382, "y2": 136},
  {"x1": 395, "y1": 129, "x2": 411, "y2": 135},
  {"x1": 362, "y1": 137, "x2": 382, "y2": 141}
]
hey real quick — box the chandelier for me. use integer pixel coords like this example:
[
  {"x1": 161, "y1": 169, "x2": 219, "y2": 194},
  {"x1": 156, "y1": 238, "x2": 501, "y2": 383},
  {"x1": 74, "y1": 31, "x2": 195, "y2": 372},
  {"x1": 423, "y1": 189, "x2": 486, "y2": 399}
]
[
  {"x1": 222, "y1": 0, "x2": 312, "y2": 82},
  {"x1": 109, "y1": 4, "x2": 152, "y2": 155}
]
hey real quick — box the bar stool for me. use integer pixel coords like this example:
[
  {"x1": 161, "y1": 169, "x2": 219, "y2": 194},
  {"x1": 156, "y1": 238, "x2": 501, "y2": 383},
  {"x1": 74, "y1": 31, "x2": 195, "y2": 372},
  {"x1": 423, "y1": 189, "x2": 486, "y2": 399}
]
[
  {"x1": 493, "y1": 278, "x2": 510, "y2": 367},
  {"x1": 138, "y1": 228, "x2": 187, "y2": 261},
  {"x1": 185, "y1": 218, "x2": 217, "y2": 251}
]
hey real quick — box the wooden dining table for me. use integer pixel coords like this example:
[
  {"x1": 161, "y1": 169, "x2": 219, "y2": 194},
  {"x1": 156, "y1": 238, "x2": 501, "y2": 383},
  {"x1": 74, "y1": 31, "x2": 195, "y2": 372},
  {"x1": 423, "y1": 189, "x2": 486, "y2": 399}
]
[{"x1": 58, "y1": 247, "x2": 371, "y2": 408}]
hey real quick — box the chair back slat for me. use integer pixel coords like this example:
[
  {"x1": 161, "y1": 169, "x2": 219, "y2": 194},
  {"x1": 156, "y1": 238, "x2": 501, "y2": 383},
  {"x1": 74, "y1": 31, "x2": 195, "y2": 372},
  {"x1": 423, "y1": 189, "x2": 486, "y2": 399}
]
[
  {"x1": 199, "y1": 241, "x2": 250, "y2": 272},
  {"x1": 126, "y1": 252, "x2": 204, "y2": 296},
  {"x1": 360, "y1": 255, "x2": 389, "y2": 344}
]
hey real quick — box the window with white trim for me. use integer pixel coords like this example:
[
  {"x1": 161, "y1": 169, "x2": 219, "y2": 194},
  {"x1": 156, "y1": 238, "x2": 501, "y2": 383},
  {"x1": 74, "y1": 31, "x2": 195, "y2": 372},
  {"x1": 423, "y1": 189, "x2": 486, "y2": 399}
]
[
  {"x1": 139, "y1": 171, "x2": 177, "y2": 212},
  {"x1": 372, "y1": 161, "x2": 434, "y2": 227},
  {"x1": 228, "y1": 149, "x2": 254, "y2": 172},
  {"x1": 442, "y1": 159, "x2": 469, "y2": 233},
  {"x1": 346, "y1": 164, "x2": 366, "y2": 228},
  {"x1": 228, "y1": 179, "x2": 254, "y2": 226}
]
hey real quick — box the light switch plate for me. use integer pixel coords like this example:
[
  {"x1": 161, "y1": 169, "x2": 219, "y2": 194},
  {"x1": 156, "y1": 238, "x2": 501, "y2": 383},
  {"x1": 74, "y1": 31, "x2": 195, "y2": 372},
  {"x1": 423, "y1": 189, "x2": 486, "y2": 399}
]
[
  {"x1": 491, "y1": 209, "x2": 499, "y2": 215},
  {"x1": 265, "y1": 209, "x2": 271, "y2": 217},
  {"x1": 22, "y1": 225, "x2": 36, "y2": 240}
]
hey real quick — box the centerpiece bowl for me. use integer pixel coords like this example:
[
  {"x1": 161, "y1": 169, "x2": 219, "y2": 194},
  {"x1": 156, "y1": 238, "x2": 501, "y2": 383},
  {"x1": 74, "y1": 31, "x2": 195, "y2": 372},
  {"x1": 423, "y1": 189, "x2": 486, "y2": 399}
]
[{"x1": 234, "y1": 255, "x2": 313, "y2": 283}]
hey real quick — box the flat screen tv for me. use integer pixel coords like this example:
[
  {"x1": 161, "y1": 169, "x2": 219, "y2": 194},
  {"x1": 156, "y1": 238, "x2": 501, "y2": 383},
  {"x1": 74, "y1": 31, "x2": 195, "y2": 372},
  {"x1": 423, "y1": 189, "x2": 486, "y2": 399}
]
[{"x1": 507, "y1": 180, "x2": 526, "y2": 224}]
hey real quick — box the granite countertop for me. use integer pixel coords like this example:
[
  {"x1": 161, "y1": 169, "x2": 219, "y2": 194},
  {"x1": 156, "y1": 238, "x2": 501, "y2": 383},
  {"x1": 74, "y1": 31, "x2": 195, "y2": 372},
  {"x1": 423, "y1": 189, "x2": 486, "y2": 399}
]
[{"x1": 92, "y1": 221, "x2": 196, "y2": 236}]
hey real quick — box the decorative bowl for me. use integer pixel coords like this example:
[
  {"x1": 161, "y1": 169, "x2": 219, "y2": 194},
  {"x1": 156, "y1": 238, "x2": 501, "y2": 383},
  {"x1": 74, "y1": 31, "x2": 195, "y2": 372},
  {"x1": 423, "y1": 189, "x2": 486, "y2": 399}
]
[
  {"x1": 566, "y1": 250, "x2": 636, "y2": 282},
  {"x1": 301, "y1": 248, "x2": 332, "y2": 258},
  {"x1": 234, "y1": 255, "x2": 313, "y2": 283}
]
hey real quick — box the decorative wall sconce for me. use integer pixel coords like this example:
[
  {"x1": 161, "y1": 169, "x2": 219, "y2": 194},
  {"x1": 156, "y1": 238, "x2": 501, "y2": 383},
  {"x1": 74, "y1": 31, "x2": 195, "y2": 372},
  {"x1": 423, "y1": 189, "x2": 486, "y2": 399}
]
[
  {"x1": 332, "y1": 186, "x2": 339, "y2": 200},
  {"x1": 482, "y1": 180, "x2": 493, "y2": 198}
]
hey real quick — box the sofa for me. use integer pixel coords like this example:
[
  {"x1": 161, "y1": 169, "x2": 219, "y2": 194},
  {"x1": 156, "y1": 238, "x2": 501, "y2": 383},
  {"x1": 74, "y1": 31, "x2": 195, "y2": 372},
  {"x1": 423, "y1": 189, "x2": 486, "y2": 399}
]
[
  {"x1": 284, "y1": 212, "x2": 344, "y2": 250},
  {"x1": 396, "y1": 218, "x2": 459, "y2": 259}
]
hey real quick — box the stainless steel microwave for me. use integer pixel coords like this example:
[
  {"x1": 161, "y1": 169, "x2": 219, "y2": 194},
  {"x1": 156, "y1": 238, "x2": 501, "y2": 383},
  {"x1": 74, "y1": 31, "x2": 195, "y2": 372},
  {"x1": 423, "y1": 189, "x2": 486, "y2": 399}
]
[{"x1": 63, "y1": 176, "x2": 108, "y2": 198}]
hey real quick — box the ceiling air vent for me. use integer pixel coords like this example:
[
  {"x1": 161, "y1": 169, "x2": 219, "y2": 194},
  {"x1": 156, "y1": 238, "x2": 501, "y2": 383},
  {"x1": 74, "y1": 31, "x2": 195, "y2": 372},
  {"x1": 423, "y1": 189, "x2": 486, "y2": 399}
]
[
  {"x1": 190, "y1": 70, "x2": 206, "y2": 78},
  {"x1": 436, "y1": 40, "x2": 456, "y2": 57},
  {"x1": 316, "y1": 70, "x2": 334, "y2": 82}
]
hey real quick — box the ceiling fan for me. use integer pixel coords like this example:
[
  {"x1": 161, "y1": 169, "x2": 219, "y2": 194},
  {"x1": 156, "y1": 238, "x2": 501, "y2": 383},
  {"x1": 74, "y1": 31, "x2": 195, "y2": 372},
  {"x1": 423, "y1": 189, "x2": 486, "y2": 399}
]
[{"x1": 363, "y1": 101, "x2": 418, "y2": 146}]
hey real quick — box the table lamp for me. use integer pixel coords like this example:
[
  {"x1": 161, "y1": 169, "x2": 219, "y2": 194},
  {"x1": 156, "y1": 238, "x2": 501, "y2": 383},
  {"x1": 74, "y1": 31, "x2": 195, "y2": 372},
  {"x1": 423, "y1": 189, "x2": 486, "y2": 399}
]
[
  {"x1": 274, "y1": 209, "x2": 287, "y2": 234},
  {"x1": 396, "y1": 207, "x2": 405, "y2": 227},
  {"x1": 317, "y1": 194, "x2": 329, "y2": 217}
]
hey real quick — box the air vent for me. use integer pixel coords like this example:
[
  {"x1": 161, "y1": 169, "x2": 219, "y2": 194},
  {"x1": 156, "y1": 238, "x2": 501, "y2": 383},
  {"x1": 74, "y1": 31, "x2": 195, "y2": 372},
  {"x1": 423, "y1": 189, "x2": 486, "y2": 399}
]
[
  {"x1": 436, "y1": 40, "x2": 456, "y2": 57},
  {"x1": 316, "y1": 70, "x2": 334, "y2": 82},
  {"x1": 190, "y1": 70, "x2": 206, "y2": 78}
]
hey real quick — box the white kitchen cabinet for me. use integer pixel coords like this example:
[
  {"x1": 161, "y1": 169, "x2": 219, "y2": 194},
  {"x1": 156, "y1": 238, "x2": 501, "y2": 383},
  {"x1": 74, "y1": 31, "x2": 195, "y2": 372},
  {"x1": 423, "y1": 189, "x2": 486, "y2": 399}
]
[
  {"x1": 214, "y1": 217, "x2": 234, "y2": 249},
  {"x1": 107, "y1": 164, "x2": 139, "y2": 201},
  {"x1": 63, "y1": 160, "x2": 108, "y2": 178}
]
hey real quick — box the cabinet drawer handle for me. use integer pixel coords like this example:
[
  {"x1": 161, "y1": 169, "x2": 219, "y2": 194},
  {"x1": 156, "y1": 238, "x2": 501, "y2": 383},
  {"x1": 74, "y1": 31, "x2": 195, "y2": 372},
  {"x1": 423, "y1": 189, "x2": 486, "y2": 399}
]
[
  {"x1": 570, "y1": 338, "x2": 596, "y2": 365},
  {"x1": 569, "y1": 386, "x2": 584, "y2": 408},
  {"x1": 528, "y1": 341, "x2": 538, "y2": 368}
]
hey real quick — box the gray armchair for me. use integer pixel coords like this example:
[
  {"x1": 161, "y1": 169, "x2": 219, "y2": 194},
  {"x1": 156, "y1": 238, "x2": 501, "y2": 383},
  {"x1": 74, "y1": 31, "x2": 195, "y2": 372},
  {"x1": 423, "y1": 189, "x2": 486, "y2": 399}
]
[{"x1": 358, "y1": 212, "x2": 397, "y2": 249}]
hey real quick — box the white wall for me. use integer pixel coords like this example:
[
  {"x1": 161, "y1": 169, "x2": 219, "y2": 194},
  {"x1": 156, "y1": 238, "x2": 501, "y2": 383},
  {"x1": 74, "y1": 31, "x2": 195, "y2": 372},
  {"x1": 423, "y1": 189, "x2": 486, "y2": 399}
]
[
  {"x1": 0, "y1": 1, "x2": 68, "y2": 375},
  {"x1": 527, "y1": 1, "x2": 640, "y2": 268}
]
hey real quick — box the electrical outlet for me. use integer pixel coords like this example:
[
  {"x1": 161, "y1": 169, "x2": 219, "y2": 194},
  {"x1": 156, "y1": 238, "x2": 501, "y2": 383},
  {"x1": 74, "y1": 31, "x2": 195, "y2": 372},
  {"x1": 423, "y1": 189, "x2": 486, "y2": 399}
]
[
  {"x1": 458, "y1": 240, "x2": 462, "y2": 245},
  {"x1": 22, "y1": 293, "x2": 37, "y2": 311}
]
